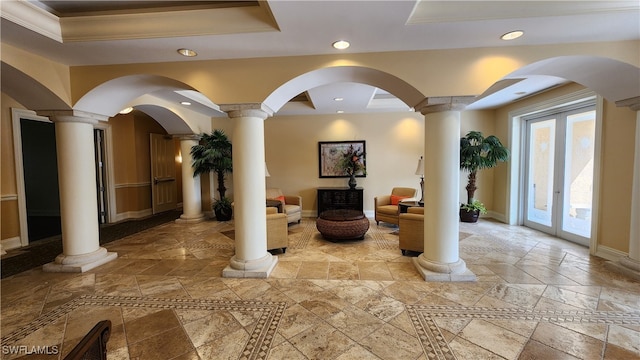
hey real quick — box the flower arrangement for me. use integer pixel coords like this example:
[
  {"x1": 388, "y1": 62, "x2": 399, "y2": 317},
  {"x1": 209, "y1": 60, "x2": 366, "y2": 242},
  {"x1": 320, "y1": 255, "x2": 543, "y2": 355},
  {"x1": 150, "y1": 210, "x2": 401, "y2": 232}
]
[{"x1": 335, "y1": 144, "x2": 366, "y2": 176}]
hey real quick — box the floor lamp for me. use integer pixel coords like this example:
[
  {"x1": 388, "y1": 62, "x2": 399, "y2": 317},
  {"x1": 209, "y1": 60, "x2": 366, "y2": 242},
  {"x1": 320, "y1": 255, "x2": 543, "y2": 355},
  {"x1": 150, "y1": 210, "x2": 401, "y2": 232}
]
[{"x1": 415, "y1": 156, "x2": 424, "y2": 205}]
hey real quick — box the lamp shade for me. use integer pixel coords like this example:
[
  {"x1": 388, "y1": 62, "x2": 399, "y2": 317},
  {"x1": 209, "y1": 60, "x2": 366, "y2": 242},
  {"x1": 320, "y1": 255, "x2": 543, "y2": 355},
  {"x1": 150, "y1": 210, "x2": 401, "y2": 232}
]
[
  {"x1": 415, "y1": 156, "x2": 424, "y2": 176},
  {"x1": 265, "y1": 162, "x2": 271, "y2": 177}
]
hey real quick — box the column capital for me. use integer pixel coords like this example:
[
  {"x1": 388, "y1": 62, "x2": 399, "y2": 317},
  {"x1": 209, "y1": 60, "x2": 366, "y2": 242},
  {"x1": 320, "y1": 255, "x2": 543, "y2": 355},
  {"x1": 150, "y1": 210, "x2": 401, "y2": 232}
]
[
  {"x1": 37, "y1": 110, "x2": 109, "y2": 124},
  {"x1": 615, "y1": 96, "x2": 640, "y2": 111},
  {"x1": 220, "y1": 103, "x2": 273, "y2": 119},
  {"x1": 414, "y1": 96, "x2": 476, "y2": 115},
  {"x1": 174, "y1": 134, "x2": 201, "y2": 141}
]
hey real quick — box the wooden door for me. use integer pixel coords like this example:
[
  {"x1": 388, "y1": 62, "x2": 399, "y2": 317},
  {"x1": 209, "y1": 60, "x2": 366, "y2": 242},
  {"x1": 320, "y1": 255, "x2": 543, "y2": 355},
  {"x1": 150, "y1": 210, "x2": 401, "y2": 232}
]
[{"x1": 150, "y1": 133, "x2": 177, "y2": 214}]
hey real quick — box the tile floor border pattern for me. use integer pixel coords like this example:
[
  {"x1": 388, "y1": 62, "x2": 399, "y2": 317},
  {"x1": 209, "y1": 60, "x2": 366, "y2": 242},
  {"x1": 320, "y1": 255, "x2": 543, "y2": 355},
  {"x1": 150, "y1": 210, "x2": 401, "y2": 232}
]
[
  {"x1": 184, "y1": 243, "x2": 234, "y2": 250},
  {"x1": 406, "y1": 304, "x2": 640, "y2": 360},
  {"x1": 0, "y1": 295, "x2": 287, "y2": 360},
  {"x1": 368, "y1": 224, "x2": 399, "y2": 250},
  {"x1": 288, "y1": 219, "x2": 316, "y2": 250}
]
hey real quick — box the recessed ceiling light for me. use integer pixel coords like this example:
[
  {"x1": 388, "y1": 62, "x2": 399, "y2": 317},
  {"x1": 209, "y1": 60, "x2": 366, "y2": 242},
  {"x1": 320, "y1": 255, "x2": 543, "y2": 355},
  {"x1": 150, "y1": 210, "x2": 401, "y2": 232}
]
[
  {"x1": 336, "y1": 110, "x2": 344, "y2": 114},
  {"x1": 177, "y1": 48, "x2": 197, "y2": 57},
  {"x1": 181, "y1": 101, "x2": 191, "y2": 106},
  {"x1": 332, "y1": 40, "x2": 350, "y2": 50},
  {"x1": 119, "y1": 107, "x2": 133, "y2": 114},
  {"x1": 501, "y1": 30, "x2": 524, "y2": 41},
  {"x1": 334, "y1": 97, "x2": 344, "y2": 101}
]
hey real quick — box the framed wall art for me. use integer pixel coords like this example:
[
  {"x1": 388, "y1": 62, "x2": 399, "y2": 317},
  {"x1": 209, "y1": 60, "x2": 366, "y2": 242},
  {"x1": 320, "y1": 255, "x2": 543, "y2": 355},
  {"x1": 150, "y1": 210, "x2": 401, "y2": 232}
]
[{"x1": 318, "y1": 140, "x2": 366, "y2": 178}]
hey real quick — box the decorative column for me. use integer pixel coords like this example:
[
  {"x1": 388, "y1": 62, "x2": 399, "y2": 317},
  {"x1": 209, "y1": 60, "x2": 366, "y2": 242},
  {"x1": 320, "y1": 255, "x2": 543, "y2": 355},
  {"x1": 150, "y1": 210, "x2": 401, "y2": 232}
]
[
  {"x1": 39, "y1": 110, "x2": 117, "y2": 272},
  {"x1": 606, "y1": 97, "x2": 640, "y2": 280},
  {"x1": 176, "y1": 134, "x2": 205, "y2": 223},
  {"x1": 414, "y1": 97, "x2": 476, "y2": 281},
  {"x1": 220, "y1": 103, "x2": 277, "y2": 278}
]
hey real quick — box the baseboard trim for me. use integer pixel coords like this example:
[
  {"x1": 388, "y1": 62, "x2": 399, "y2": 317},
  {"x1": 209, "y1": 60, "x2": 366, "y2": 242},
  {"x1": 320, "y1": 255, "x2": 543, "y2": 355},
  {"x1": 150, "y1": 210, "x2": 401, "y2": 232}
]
[
  {"x1": 1, "y1": 236, "x2": 22, "y2": 251},
  {"x1": 594, "y1": 245, "x2": 627, "y2": 261},
  {"x1": 113, "y1": 209, "x2": 153, "y2": 223},
  {"x1": 486, "y1": 211, "x2": 506, "y2": 223}
]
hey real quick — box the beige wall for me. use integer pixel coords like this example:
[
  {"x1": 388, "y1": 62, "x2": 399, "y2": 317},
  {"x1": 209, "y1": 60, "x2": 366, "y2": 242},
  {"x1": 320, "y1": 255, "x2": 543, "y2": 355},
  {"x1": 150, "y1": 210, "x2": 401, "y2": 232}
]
[
  {"x1": 68, "y1": 41, "x2": 639, "y2": 108},
  {"x1": 598, "y1": 102, "x2": 635, "y2": 252},
  {"x1": 213, "y1": 110, "x2": 494, "y2": 216},
  {"x1": 1, "y1": 93, "x2": 24, "y2": 241},
  {"x1": 110, "y1": 111, "x2": 182, "y2": 215}
]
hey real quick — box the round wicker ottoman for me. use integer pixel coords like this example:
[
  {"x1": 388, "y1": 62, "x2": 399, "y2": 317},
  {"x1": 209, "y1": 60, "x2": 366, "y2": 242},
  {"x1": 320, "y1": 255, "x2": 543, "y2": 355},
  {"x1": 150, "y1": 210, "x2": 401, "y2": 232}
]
[{"x1": 316, "y1": 209, "x2": 370, "y2": 241}]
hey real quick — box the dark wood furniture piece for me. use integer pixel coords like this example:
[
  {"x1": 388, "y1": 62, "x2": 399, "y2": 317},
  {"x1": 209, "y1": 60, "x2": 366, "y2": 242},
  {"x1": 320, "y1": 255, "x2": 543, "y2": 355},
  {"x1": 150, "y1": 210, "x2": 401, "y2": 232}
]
[
  {"x1": 266, "y1": 199, "x2": 283, "y2": 213},
  {"x1": 316, "y1": 209, "x2": 370, "y2": 241},
  {"x1": 398, "y1": 200, "x2": 424, "y2": 214},
  {"x1": 317, "y1": 187, "x2": 363, "y2": 216},
  {"x1": 63, "y1": 320, "x2": 111, "y2": 360}
]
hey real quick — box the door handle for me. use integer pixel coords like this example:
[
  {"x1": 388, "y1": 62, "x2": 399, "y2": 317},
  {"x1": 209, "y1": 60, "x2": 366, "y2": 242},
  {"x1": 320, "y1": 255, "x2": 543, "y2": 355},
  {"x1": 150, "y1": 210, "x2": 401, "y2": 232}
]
[{"x1": 154, "y1": 177, "x2": 175, "y2": 184}]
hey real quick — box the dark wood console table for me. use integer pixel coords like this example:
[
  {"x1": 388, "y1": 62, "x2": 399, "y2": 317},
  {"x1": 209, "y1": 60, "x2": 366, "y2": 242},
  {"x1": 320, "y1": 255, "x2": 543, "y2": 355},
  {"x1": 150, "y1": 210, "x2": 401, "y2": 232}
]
[{"x1": 317, "y1": 187, "x2": 363, "y2": 215}]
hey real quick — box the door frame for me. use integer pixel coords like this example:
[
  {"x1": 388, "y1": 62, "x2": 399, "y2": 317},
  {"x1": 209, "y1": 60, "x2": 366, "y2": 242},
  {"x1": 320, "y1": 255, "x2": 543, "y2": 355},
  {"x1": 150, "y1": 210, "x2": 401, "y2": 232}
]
[
  {"x1": 506, "y1": 89, "x2": 603, "y2": 254},
  {"x1": 11, "y1": 108, "x2": 53, "y2": 247},
  {"x1": 94, "y1": 121, "x2": 116, "y2": 224}
]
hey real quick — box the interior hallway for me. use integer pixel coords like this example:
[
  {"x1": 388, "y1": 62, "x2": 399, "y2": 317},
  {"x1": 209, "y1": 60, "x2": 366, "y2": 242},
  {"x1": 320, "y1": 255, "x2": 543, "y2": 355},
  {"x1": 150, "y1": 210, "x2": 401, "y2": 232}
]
[{"x1": 1, "y1": 218, "x2": 639, "y2": 359}]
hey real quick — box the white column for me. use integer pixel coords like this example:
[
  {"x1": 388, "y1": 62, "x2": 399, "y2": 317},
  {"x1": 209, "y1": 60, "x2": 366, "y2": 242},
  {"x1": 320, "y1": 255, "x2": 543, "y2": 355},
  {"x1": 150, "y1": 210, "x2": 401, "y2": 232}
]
[
  {"x1": 220, "y1": 104, "x2": 277, "y2": 278},
  {"x1": 176, "y1": 135, "x2": 205, "y2": 223},
  {"x1": 606, "y1": 98, "x2": 640, "y2": 280},
  {"x1": 40, "y1": 111, "x2": 117, "y2": 272},
  {"x1": 413, "y1": 97, "x2": 476, "y2": 281}
]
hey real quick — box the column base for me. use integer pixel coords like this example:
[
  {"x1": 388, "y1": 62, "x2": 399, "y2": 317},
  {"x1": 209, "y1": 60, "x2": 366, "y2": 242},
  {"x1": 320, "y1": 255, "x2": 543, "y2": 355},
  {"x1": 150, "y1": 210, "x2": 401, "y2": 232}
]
[
  {"x1": 223, "y1": 253, "x2": 278, "y2": 278},
  {"x1": 175, "y1": 213, "x2": 206, "y2": 223},
  {"x1": 43, "y1": 247, "x2": 117, "y2": 273},
  {"x1": 605, "y1": 256, "x2": 640, "y2": 281},
  {"x1": 412, "y1": 255, "x2": 476, "y2": 282}
]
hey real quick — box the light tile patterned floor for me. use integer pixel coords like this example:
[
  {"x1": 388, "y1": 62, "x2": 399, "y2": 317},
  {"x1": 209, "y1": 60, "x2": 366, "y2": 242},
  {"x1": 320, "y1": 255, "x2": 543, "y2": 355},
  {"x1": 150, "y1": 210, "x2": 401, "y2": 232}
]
[{"x1": 1, "y1": 218, "x2": 639, "y2": 359}]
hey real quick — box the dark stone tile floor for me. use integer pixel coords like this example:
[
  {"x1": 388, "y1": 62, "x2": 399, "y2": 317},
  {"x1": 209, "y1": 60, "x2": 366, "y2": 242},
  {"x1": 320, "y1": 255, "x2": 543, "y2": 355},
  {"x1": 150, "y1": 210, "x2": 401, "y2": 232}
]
[{"x1": 1, "y1": 210, "x2": 182, "y2": 279}]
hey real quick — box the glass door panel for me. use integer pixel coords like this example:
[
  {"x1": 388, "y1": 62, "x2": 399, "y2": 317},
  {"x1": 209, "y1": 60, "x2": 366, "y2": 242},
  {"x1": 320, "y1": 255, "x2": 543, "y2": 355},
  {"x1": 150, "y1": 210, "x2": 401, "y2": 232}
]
[
  {"x1": 560, "y1": 110, "x2": 595, "y2": 240},
  {"x1": 525, "y1": 119, "x2": 556, "y2": 231},
  {"x1": 523, "y1": 104, "x2": 595, "y2": 246}
]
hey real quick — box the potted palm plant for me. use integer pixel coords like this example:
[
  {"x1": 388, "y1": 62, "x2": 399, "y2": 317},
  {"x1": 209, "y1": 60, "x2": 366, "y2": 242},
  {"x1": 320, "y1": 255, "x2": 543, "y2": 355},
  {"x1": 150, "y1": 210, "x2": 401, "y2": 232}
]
[
  {"x1": 191, "y1": 129, "x2": 233, "y2": 221},
  {"x1": 459, "y1": 131, "x2": 509, "y2": 222}
]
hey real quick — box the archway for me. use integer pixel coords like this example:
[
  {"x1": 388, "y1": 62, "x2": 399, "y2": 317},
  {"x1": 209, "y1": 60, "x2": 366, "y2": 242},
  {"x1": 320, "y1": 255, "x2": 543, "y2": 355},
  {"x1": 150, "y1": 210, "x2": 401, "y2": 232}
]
[
  {"x1": 263, "y1": 65, "x2": 426, "y2": 114},
  {"x1": 497, "y1": 56, "x2": 640, "y2": 257}
]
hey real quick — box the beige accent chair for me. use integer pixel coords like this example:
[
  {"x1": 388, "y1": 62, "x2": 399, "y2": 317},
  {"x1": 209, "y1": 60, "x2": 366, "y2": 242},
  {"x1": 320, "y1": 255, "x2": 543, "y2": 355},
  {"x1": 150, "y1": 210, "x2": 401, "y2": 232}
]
[
  {"x1": 374, "y1": 187, "x2": 417, "y2": 225},
  {"x1": 267, "y1": 207, "x2": 288, "y2": 253},
  {"x1": 398, "y1": 207, "x2": 424, "y2": 255},
  {"x1": 266, "y1": 188, "x2": 302, "y2": 224}
]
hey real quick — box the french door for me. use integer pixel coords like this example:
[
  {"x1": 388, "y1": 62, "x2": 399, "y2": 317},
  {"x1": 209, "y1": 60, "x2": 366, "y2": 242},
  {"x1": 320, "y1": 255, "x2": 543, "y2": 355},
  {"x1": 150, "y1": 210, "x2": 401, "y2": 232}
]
[{"x1": 524, "y1": 103, "x2": 596, "y2": 246}]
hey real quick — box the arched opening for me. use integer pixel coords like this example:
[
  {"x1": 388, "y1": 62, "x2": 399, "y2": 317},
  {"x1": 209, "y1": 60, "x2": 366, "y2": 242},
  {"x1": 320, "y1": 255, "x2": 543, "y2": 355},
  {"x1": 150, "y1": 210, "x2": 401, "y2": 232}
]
[
  {"x1": 264, "y1": 65, "x2": 426, "y2": 114},
  {"x1": 498, "y1": 56, "x2": 640, "y2": 253}
]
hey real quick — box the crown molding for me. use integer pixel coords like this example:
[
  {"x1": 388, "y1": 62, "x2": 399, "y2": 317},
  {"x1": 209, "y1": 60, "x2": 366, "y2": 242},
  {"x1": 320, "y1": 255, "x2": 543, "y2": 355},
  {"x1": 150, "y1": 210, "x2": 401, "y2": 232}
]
[{"x1": 1, "y1": 0, "x2": 62, "y2": 42}]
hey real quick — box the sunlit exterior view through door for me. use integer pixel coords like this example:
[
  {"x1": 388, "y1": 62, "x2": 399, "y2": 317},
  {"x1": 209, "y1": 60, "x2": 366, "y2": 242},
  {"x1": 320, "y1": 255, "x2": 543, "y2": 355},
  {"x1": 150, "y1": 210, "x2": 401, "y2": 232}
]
[{"x1": 524, "y1": 102, "x2": 596, "y2": 246}]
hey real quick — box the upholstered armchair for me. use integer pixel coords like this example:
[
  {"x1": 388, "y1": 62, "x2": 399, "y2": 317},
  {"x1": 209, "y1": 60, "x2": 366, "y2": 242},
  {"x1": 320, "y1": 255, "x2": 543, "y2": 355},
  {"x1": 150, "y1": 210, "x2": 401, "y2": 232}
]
[
  {"x1": 266, "y1": 207, "x2": 288, "y2": 253},
  {"x1": 374, "y1": 187, "x2": 417, "y2": 225},
  {"x1": 266, "y1": 188, "x2": 302, "y2": 224},
  {"x1": 398, "y1": 207, "x2": 424, "y2": 255}
]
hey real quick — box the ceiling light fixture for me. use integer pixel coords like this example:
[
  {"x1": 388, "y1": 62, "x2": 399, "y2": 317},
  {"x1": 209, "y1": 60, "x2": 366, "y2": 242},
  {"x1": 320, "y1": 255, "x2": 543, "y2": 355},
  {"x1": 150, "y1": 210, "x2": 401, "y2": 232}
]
[
  {"x1": 181, "y1": 101, "x2": 191, "y2": 106},
  {"x1": 177, "y1": 48, "x2": 197, "y2": 57},
  {"x1": 119, "y1": 107, "x2": 133, "y2": 114},
  {"x1": 332, "y1": 40, "x2": 350, "y2": 50},
  {"x1": 336, "y1": 110, "x2": 344, "y2": 114},
  {"x1": 334, "y1": 97, "x2": 344, "y2": 101},
  {"x1": 501, "y1": 30, "x2": 524, "y2": 41}
]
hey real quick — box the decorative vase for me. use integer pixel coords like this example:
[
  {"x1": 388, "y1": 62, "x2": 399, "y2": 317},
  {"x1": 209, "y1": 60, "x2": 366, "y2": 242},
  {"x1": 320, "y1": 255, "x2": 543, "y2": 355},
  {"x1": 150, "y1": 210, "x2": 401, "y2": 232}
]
[{"x1": 348, "y1": 174, "x2": 357, "y2": 189}]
